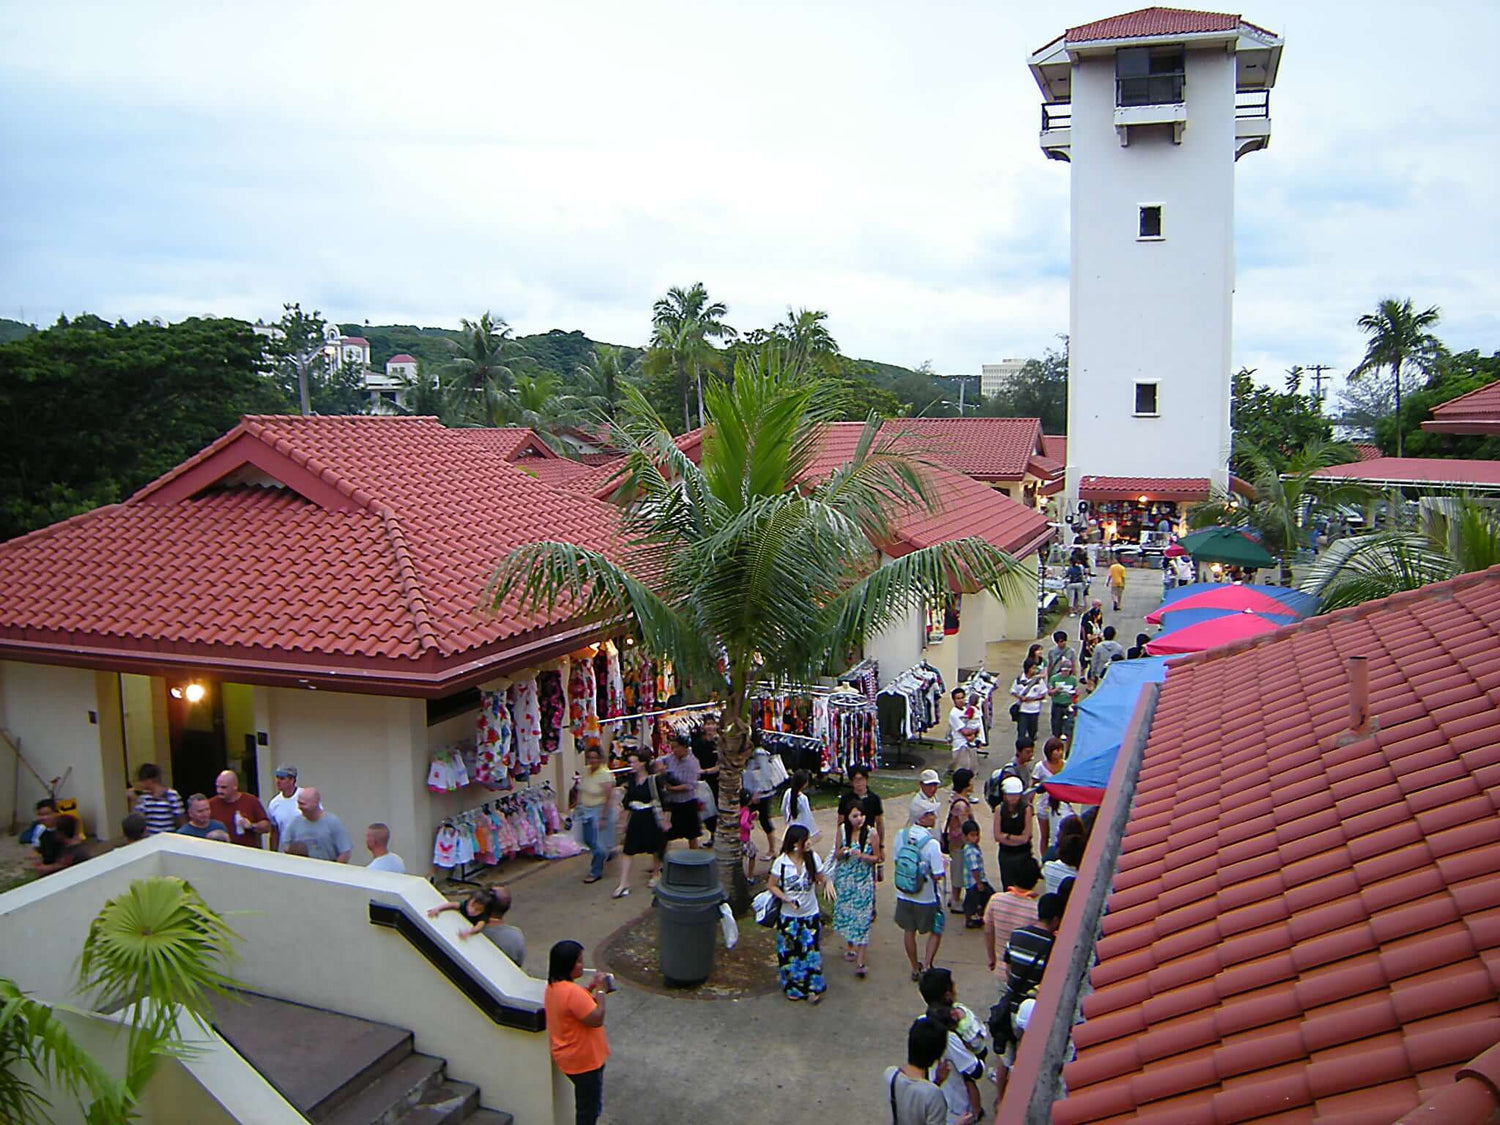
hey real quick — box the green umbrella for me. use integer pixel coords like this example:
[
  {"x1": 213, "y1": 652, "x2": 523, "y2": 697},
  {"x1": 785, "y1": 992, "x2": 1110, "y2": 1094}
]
[{"x1": 1177, "y1": 526, "x2": 1277, "y2": 568}]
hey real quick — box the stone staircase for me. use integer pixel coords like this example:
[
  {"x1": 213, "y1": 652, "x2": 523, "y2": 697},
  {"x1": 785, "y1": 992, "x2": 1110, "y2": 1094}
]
[{"x1": 208, "y1": 990, "x2": 512, "y2": 1125}]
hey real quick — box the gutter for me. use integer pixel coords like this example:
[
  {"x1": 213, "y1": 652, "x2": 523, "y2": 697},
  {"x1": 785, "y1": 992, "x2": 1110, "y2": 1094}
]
[{"x1": 998, "y1": 682, "x2": 1163, "y2": 1124}]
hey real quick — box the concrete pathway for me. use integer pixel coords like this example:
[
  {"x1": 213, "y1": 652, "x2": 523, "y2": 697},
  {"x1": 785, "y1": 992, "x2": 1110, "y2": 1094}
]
[{"x1": 489, "y1": 576, "x2": 1169, "y2": 1123}]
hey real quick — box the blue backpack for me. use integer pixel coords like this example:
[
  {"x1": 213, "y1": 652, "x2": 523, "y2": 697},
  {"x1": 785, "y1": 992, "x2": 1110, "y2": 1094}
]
[{"x1": 893, "y1": 829, "x2": 928, "y2": 895}]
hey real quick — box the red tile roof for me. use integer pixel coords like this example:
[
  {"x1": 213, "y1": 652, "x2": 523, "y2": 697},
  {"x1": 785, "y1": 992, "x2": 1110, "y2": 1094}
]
[
  {"x1": 340, "y1": 336, "x2": 370, "y2": 347},
  {"x1": 460, "y1": 427, "x2": 556, "y2": 463},
  {"x1": 802, "y1": 425, "x2": 1053, "y2": 558},
  {"x1": 1353, "y1": 442, "x2": 1384, "y2": 462},
  {"x1": 1311, "y1": 457, "x2": 1500, "y2": 490},
  {"x1": 1042, "y1": 433, "x2": 1067, "y2": 465},
  {"x1": 666, "y1": 423, "x2": 1053, "y2": 558},
  {"x1": 1079, "y1": 475, "x2": 1212, "y2": 502},
  {"x1": 515, "y1": 458, "x2": 596, "y2": 486},
  {"x1": 873, "y1": 417, "x2": 1046, "y2": 481},
  {"x1": 1067, "y1": 7, "x2": 1240, "y2": 42},
  {"x1": 387, "y1": 353, "x2": 417, "y2": 365},
  {"x1": 1055, "y1": 564, "x2": 1500, "y2": 1124},
  {"x1": 0, "y1": 416, "x2": 625, "y2": 693},
  {"x1": 1423, "y1": 380, "x2": 1500, "y2": 435}
]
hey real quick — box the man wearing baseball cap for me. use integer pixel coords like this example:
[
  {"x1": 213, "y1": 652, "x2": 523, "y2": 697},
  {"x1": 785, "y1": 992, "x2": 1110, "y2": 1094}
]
[
  {"x1": 266, "y1": 765, "x2": 303, "y2": 853},
  {"x1": 893, "y1": 796, "x2": 948, "y2": 981},
  {"x1": 907, "y1": 768, "x2": 943, "y2": 825}
]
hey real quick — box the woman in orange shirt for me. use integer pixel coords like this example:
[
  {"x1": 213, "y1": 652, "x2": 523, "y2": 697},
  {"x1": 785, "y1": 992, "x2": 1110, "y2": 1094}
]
[{"x1": 545, "y1": 940, "x2": 611, "y2": 1125}]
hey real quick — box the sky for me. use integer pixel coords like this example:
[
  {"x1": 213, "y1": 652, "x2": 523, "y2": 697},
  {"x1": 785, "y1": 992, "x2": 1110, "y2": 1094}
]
[{"x1": 2, "y1": 1, "x2": 1497, "y2": 398}]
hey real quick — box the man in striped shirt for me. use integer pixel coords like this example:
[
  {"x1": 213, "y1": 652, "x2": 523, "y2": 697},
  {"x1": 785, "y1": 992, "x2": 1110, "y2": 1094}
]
[
  {"x1": 984, "y1": 856, "x2": 1042, "y2": 977},
  {"x1": 131, "y1": 762, "x2": 185, "y2": 835}
]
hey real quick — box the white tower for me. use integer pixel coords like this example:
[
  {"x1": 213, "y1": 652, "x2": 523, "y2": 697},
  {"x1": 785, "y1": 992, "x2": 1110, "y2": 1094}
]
[{"x1": 1028, "y1": 8, "x2": 1282, "y2": 523}]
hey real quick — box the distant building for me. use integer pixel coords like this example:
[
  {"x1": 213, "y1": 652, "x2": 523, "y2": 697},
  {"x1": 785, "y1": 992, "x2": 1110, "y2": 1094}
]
[
  {"x1": 981, "y1": 358, "x2": 1025, "y2": 399},
  {"x1": 386, "y1": 353, "x2": 418, "y2": 381}
]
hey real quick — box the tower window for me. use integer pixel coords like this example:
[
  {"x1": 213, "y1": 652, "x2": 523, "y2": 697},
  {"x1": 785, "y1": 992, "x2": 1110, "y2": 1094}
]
[
  {"x1": 1116, "y1": 47, "x2": 1186, "y2": 106},
  {"x1": 1134, "y1": 382, "x2": 1160, "y2": 416},
  {"x1": 1139, "y1": 205, "x2": 1163, "y2": 239}
]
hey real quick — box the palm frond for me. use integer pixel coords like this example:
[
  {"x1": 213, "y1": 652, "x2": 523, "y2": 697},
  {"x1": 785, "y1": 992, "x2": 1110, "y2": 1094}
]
[{"x1": 0, "y1": 981, "x2": 133, "y2": 1125}]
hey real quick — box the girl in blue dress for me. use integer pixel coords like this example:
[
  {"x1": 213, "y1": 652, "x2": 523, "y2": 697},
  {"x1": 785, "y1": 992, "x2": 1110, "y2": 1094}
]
[{"x1": 831, "y1": 801, "x2": 880, "y2": 978}]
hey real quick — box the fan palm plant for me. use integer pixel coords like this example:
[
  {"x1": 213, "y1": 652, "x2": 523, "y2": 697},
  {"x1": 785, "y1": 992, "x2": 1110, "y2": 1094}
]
[
  {"x1": 1, "y1": 876, "x2": 239, "y2": 1124},
  {"x1": 1300, "y1": 496, "x2": 1500, "y2": 611},
  {"x1": 486, "y1": 349, "x2": 1024, "y2": 905},
  {"x1": 1189, "y1": 441, "x2": 1373, "y2": 585},
  {"x1": 1351, "y1": 298, "x2": 1443, "y2": 457}
]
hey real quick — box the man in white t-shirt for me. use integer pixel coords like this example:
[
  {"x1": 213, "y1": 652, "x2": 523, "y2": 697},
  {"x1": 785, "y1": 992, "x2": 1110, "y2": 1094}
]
[
  {"x1": 364, "y1": 822, "x2": 406, "y2": 873},
  {"x1": 894, "y1": 798, "x2": 948, "y2": 981},
  {"x1": 265, "y1": 764, "x2": 304, "y2": 852}
]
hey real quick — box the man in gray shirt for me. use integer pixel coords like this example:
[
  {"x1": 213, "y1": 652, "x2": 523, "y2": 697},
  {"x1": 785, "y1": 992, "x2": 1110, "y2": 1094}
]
[
  {"x1": 883, "y1": 1017, "x2": 950, "y2": 1124},
  {"x1": 279, "y1": 788, "x2": 352, "y2": 863}
]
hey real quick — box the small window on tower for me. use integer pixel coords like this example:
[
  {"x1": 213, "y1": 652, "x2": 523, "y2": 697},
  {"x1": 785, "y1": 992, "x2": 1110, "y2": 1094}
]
[
  {"x1": 1139, "y1": 205, "x2": 1163, "y2": 239},
  {"x1": 1134, "y1": 382, "x2": 1160, "y2": 416}
]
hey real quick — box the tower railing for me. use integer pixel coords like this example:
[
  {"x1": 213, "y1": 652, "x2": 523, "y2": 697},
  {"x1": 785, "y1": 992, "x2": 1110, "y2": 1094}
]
[
  {"x1": 1115, "y1": 71, "x2": 1185, "y2": 107},
  {"x1": 1041, "y1": 101, "x2": 1072, "y2": 131},
  {"x1": 1235, "y1": 89, "x2": 1270, "y2": 118}
]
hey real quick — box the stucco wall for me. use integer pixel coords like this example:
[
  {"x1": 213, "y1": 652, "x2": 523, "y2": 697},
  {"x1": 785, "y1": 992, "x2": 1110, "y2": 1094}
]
[
  {"x1": 0, "y1": 661, "x2": 126, "y2": 838},
  {"x1": 1066, "y1": 45, "x2": 1236, "y2": 496},
  {"x1": 258, "y1": 685, "x2": 427, "y2": 869},
  {"x1": 0, "y1": 836, "x2": 562, "y2": 1124}
]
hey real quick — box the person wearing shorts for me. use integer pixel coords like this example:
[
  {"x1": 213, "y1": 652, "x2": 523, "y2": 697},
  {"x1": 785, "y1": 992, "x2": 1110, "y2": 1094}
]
[
  {"x1": 894, "y1": 798, "x2": 947, "y2": 981},
  {"x1": 660, "y1": 736, "x2": 702, "y2": 848}
]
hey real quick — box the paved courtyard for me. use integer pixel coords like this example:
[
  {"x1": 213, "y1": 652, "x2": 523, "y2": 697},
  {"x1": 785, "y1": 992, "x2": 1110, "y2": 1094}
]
[{"x1": 486, "y1": 571, "x2": 1165, "y2": 1123}]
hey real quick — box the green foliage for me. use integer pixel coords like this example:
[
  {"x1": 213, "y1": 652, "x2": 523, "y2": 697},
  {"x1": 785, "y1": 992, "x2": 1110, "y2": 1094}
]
[
  {"x1": 486, "y1": 351, "x2": 1024, "y2": 906},
  {"x1": 1301, "y1": 497, "x2": 1500, "y2": 610},
  {"x1": 647, "y1": 282, "x2": 735, "y2": 431},
  {"x1": 1373, "y1": 349, "x2": 1500, "y2": 460},
  {"x1": 0, "y1": 980, "x2": 131, "y2": 1125},
  {"x1": 980, "y1": 342, "x2": 1067, "y2": 432},
  {"x1": 0, "y1": 318, "x2": 35, "y2": 345},
  {"x1": 0, "y1": 315, "x2": 290, "y2": 540},
  {"x1": 1229, "y1": 367, "x2": 1333, "y2": 477},
  {"x1": 1351, "y1": 297, "x2": 1443, "y2": 458}
]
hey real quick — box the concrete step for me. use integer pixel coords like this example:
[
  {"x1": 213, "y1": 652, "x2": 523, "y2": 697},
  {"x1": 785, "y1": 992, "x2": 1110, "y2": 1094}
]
[
  {"x1": 320, "y1": 1052, "x2": 446, "y2": 1125},
  {"x1": 463, "y1": 1111, "x2": 514, "y2": 1125},
  {"x1": 395, "y1": 1079, "x2": 480, "y2": 1124},
  {"x1": 208, "y1": 990, "x2": 413, "y2": 1120}
]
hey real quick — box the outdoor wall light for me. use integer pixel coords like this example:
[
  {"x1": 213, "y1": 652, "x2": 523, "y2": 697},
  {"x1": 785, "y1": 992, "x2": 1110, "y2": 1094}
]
[
  {"x1": 171, "y1": 682, "x2": 207, "y2": 703},
  {"x1": 1138, "y1": 495, "x2": 1149, "y2": 504}
]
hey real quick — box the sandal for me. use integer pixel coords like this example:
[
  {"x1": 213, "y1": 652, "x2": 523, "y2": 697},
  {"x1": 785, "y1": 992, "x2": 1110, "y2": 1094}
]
[
  {"x1": 808, "y1": 992, "x2": 823, "y2": 1005},
  {"x1": 583, "y1": 876, "x2": 602, "y2": 884},
  {"x1": 856, "y1": 966, "x2": 867, "y2": 979},
  {"x1": 844, "y1": 951, "x2": 857, "y2": 962},
  {"x1": 910, "y1": 964, "x2": 923, "y2": 982},
  {"x1": 611, "y1": 887, "x2": 630, "y2": 899}
]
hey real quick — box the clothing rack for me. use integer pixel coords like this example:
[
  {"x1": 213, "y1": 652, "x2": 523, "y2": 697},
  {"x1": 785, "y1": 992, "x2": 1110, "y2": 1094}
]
[
  {"x1": 599, "y1": 700, "x2": 721, "y2": 726},
  {"x1": 434, "y1": 782, "x2": 561, "y2": 886},
  {"x1": 876, "y1": 660, "x2": 947, "y2": 766}
]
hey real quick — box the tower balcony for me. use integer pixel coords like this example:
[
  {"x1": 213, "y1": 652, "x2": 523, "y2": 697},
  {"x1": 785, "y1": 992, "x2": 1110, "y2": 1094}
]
[
  {"x1": 1234, "y1": 89, "x2": 1272, "y2": 158},
  {"x1": 1040, "y1": 101, "x2": 1072, "y2": 161}
]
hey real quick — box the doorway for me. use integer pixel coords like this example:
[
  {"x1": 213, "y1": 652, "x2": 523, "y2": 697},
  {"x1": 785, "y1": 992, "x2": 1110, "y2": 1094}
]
[{"x1": 167, "y1": 679, "x2": 226, "y2": 801}]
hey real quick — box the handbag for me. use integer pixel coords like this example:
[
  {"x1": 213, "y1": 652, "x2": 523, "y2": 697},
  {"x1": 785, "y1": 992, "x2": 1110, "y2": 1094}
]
[
  {"x1": 648, "y1": 776, "x2": 671, "y2": 832},
  {"x1": 752, "y1": 888, "x2": 781, "y2": 927}
]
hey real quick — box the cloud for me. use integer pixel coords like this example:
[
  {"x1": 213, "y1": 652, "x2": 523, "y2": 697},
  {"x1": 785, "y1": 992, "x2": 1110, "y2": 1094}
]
[{"x1": 0, "y1": 0, "x2": 1496, "y2": 388}]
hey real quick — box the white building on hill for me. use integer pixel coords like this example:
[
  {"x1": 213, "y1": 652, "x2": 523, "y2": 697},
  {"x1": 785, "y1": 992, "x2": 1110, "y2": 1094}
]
[{"x1": 982, "y1": 358, "x2": 1025, "y2": 399}]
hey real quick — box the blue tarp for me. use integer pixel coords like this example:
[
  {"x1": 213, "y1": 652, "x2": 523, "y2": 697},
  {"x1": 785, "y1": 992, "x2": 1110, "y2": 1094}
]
[
  {"x1": 1158, "y1": 581, "x2": 1319, "y2": 618},
  {"x1": 1042, "y1": 656, "x2": 1171, "y2": 805}
]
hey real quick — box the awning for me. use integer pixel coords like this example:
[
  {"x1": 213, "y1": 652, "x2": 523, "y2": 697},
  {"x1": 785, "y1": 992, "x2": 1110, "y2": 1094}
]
[
  {"x1": 1078, "y1": 476, "x2": 1211, "y2": 502},
  {"x1": 1156, "y1": 581, "x2": 1320, "y2": 618},
  {"x1": 1042, "y1": 657, "x2": 1171, "y2": 805}
]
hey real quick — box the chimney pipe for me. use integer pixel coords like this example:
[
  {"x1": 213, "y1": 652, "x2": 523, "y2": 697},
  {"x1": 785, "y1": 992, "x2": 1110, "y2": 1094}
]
[{"x1": 1347, "y1": 656, "x2": 1370, "y2": 736}]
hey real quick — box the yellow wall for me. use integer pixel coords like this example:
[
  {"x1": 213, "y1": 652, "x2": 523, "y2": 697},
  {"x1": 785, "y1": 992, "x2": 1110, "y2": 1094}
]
[
  {"x1": 120, "y1": 673, "x2": 170, "y2": 785},
  {"x1": 221, "y1": 682, "x2": 256, "y2": 787}
]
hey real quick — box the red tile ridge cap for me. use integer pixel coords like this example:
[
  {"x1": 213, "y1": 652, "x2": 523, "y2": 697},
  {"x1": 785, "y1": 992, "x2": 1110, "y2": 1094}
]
[
  {"x1": 240, "y1": 417, "x2": 383, "y2": 515},
  {"x1": 375, "y1": 505, "x2": 442, "y2": 654},
  {"x1": 1394, "y1": 1036, "x2": 1500, "y2": 1124},
  {"x1": 0, "y1": 501, "x2": 126, "y2": 549},
  {"x1": 1161, "y1": 564, "x2": 1500, "y2": 672}
]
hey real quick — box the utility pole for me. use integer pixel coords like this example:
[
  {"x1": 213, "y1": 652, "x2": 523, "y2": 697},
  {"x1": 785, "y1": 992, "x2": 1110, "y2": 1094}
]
[{"x1": 1306, "y1": 364, "x2": 1334, "y2": 409}]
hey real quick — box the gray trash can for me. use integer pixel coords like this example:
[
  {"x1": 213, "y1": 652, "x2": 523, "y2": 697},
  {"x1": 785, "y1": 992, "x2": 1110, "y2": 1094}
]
[{"x1": 656, "y1": 851, "x2": 725, "y2": 986}]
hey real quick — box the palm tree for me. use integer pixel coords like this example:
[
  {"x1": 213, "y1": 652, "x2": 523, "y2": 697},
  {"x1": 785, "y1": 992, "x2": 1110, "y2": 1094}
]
[
  {"x1": 507, "y1": 373, "x2": 572, "y2": 446},
  {"x1": 445, "y1": 312, "x2": 518, "y2": 426},
  {"x1": 1, "y1": 876, "x2": 239, "y2": 1123},
  {"x1": 1188, "y1": 440, "x2": 1373, "y2": 585},
  {"x1": 570, "y1": 345, "x2": 633, "y2": 423},
  {"x1": 486, "y1": 353, "x2": 1024, "y2": 905},
  {"x1": 1300, "y1": 496, "x2": 1500, "y2": 611},
  {"x1": 773, "y1": 307, "x2": 840, "y2": 373},
  {"x1": 395, "y1": 366, "x2": 459, "y2": 424},
  {"x1": 1351, "y1": 298, "x2": 1443, "y2": 457},
  {"x1": 648, "y1": 283, "x2": 735, "y2": 431}
]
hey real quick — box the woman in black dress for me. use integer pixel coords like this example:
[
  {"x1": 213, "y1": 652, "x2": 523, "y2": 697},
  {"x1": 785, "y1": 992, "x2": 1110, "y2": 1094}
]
[{"x1": 612, "y1": 750, "x2": 665, "y2": 899}]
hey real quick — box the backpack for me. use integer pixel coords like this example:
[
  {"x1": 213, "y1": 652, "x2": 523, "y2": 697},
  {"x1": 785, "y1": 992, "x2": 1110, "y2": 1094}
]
[
  {"x1": 984, "y1": 769, "x2": 1007, "y2": 809},
  {"x1": 893, "y1": 829, "x2": 928, "y2": 895}
]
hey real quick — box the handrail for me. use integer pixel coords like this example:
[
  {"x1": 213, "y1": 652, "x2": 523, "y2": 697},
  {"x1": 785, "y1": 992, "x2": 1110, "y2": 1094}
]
[
  {"x1": 1041, "y1": 101, "x2": 1072, "y2": 131},
  {"x1": 1235, "y1": 89, "x2": 1271, "y2": 119},
  {"x1": 368, "y1": 900, "x2": 546, "y2": 1032}
]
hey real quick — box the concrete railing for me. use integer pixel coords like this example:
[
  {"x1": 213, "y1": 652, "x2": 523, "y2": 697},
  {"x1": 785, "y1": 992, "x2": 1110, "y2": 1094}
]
[{"x1": 0, "y1": 835, "x2": 566, "y2": 1124}]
